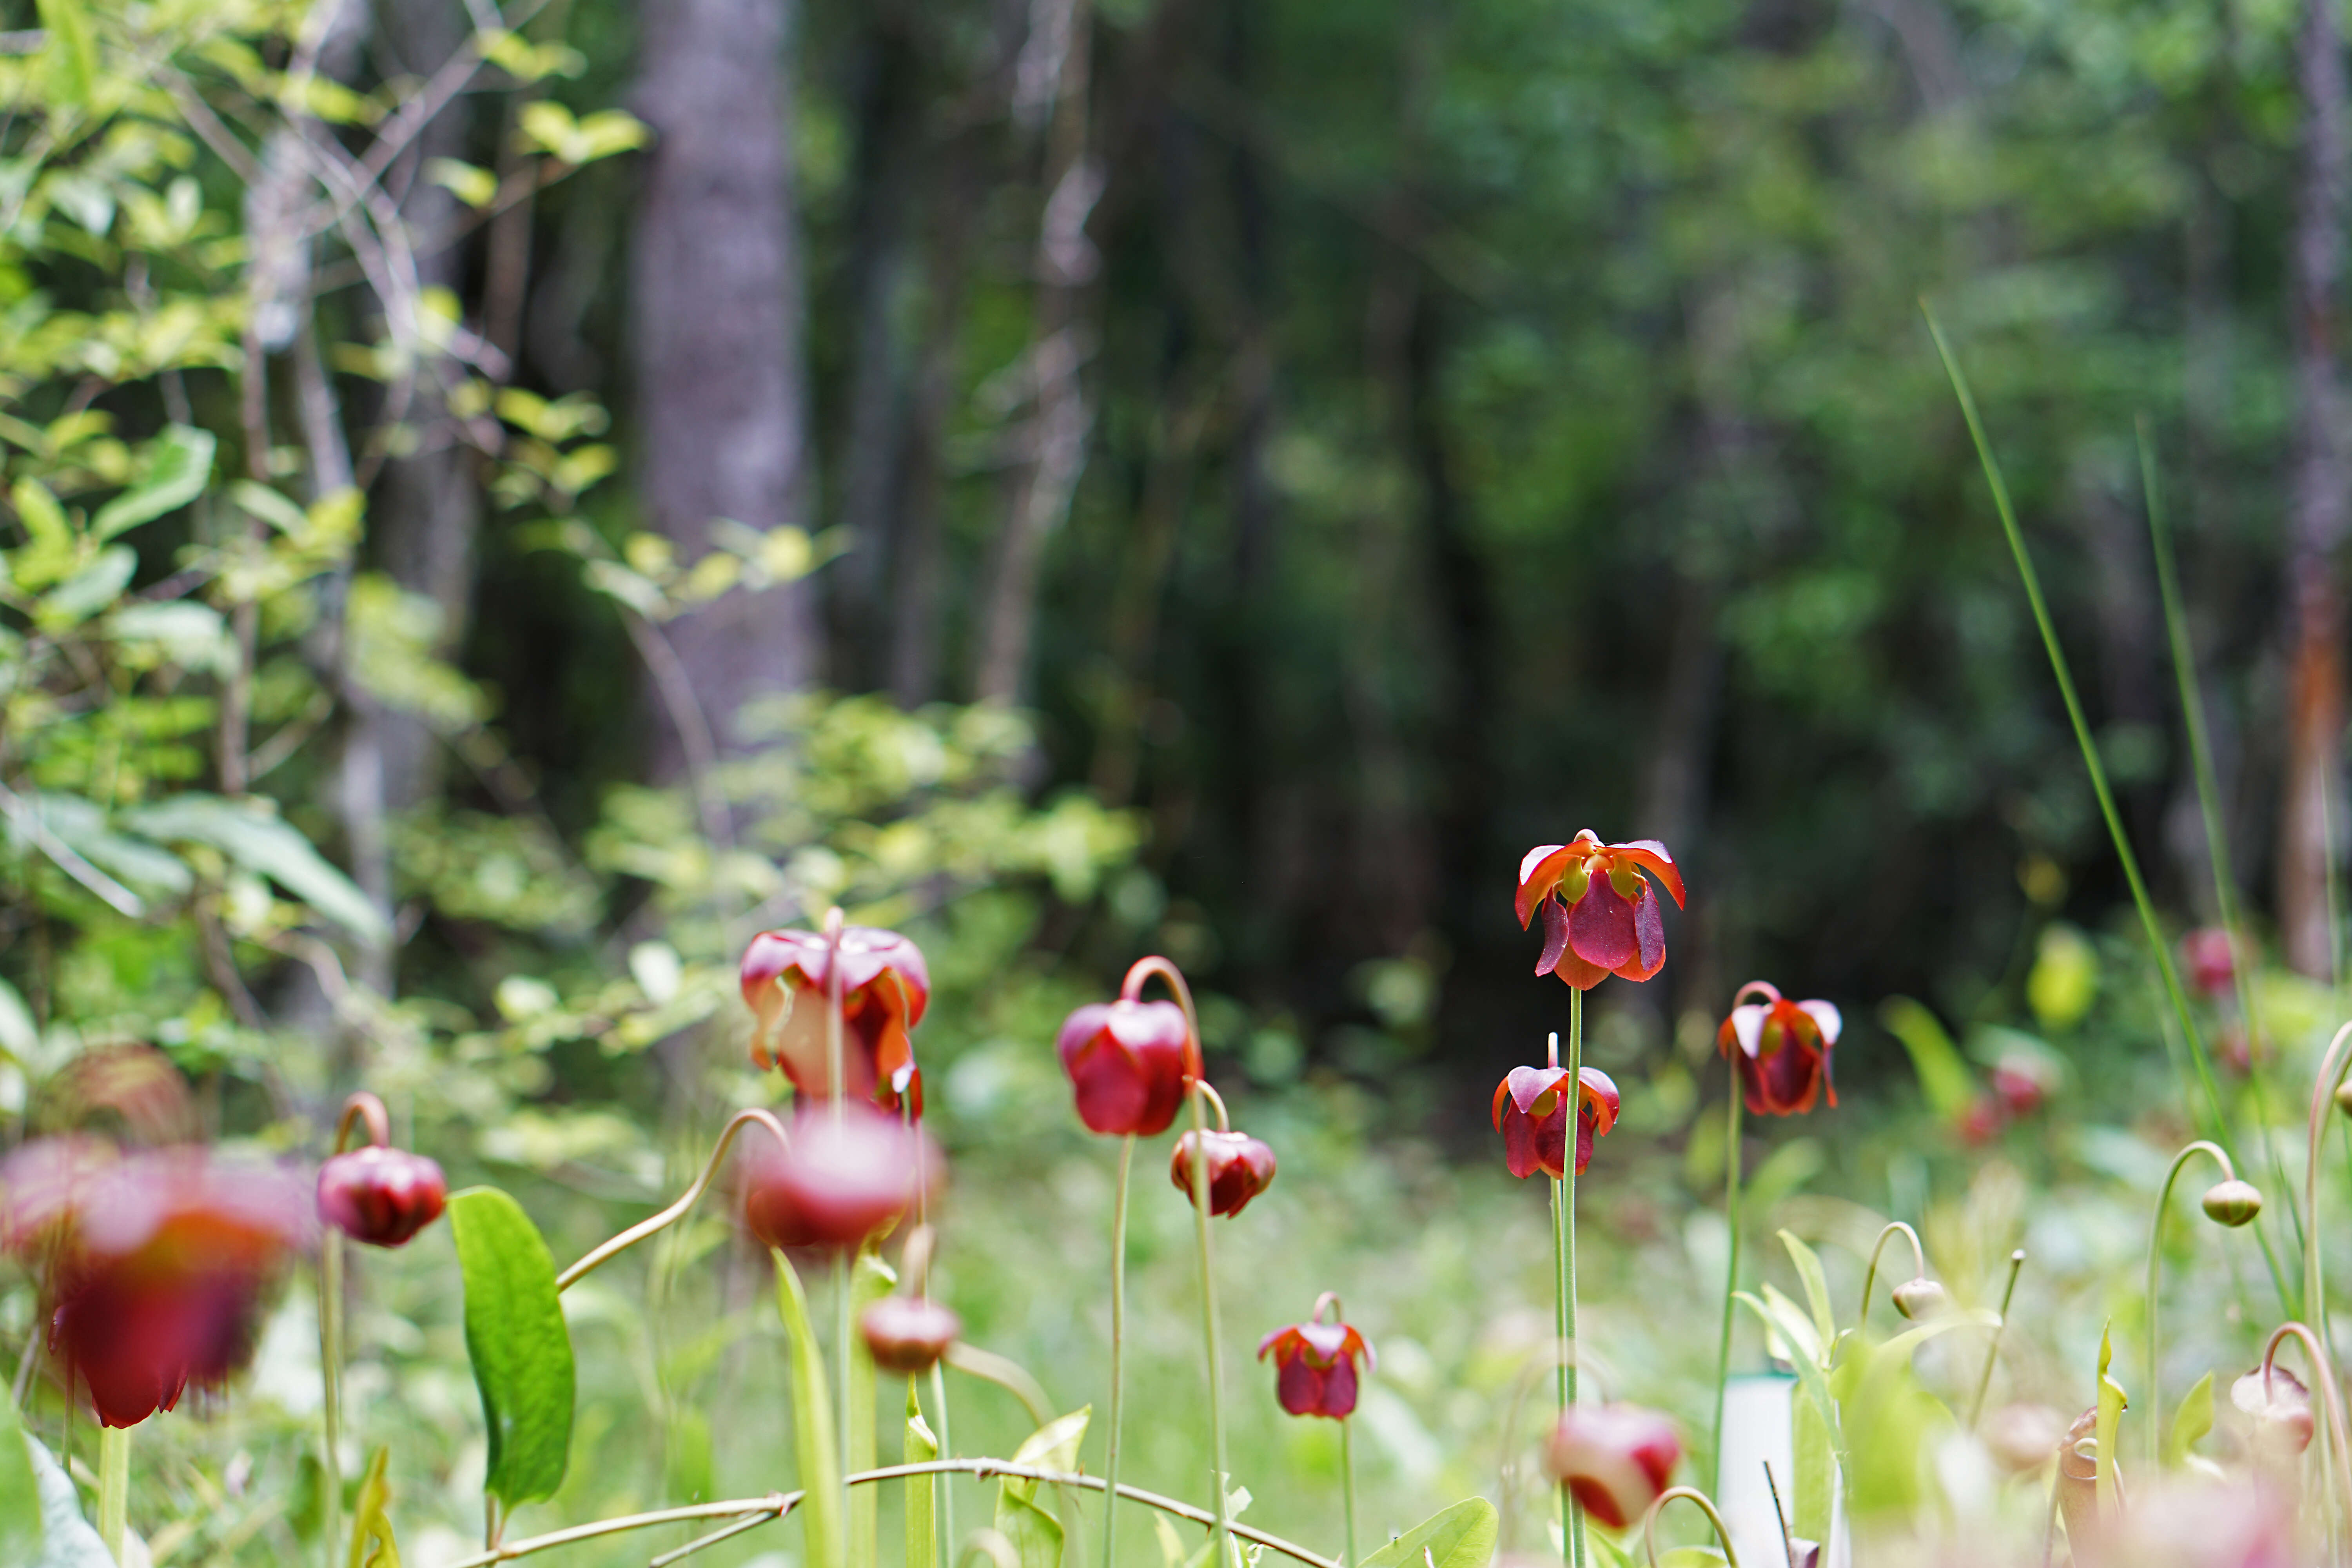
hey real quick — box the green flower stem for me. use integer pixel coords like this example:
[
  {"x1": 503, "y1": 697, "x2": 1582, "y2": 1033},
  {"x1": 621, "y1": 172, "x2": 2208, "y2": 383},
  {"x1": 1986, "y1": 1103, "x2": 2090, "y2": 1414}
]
[
  {"x1": 1103, "y1": 1133, "x2": 1136, "y2": 1568},
  {"x1": 2302, "y1": 1023, "x2": 2352, "y2": 1373},
  {"x1": 97, "y1": 1423, "x2": 129, "y2": 1563},
  {"x1": 1926, "y1": 308, "x2": 2295, "y2": 1317},
  {"x1": 1855, "y1": 1221, "x2": 1927, "y2": 1334},
  {"x1": 318, "y1": 1229, "x2": 345, "y2": 1568},
  {"x1": 1557, "y1": 992, "x2": 1586, "y2": 1568},
  {"x1": 1968, "y1": 1249, "x2": 2026, "y2": 1431},
  {"x1": 1187, "y1": 1083, "x2": 1233, "y2": 1568},
  {"x1": 1340, "y1": 1418, "x2": 1358, "y2": 1568},
  {"x1": 2145, "y1": 1140, "x2": 2237, "y2": 1470},
  {"x1": 929, "y1": 1363, "x2": 956, "y2": 1563},
  {"x1": 1709, "y1": 1070, "x2": 1742, "y2": 1475},
  {"x1": 1640, "y1": 1488, "x2": 1739, "y2": 1568}
]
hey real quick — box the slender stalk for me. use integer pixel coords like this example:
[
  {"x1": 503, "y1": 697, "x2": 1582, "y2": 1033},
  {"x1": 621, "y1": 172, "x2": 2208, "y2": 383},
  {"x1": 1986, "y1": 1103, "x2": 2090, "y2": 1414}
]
[
  {"x1": 2144, "y1": 1141, "x2": 2238, "y2": 1470},
  {"x1": 1103, "y1": 1134, "x2": 1136, "y2": 1568},
  {"x1": 1855, "y1": 1221, "x2": 1928, "y2": 1334},
  {"x1": 2140, "y1": 423, "x2": 2309, "y2": 1278},
  {"x1": 2260, "y1": 1322, "x2": 2352, "y2": 1550},
  {"x1": 1187, "y1": 1083, "x2": 1233, "y2": 1568},
  {"x1": 98, "y1": 1424, "x2": 129, "y2": 1563},
  {"x1": 824, "y1": 911, "x2": 852, "y2": 1505},
  {"x1": 1926, "y1": 309, "x2": 2292, "y2": 1316},
  {"x1": 319, "y1": 1230, "x2": 345, "y2": 1568},
  {"x1": 1561, "y1": 993, "x2": 1586, "y2": 1568},
  {"x1": 1710, "y1": 1072, "x2": 1743, "y2": 1470},
  {"x1": 557, "y1": 1108, "x2": 792, "y2": 1291},
  {"x1": 930, "y1": 1363, "x2": 957, "y2": 1562},
  {"x1": 1968, "y1": 1249, "x2": 2026, "y2": 1430},
  {"x1": 1640, "y1": 1488, "x2": 1740, "y2": 1568},
  {"x1": 1340, "y1": 1418, "x2": 1358, "y2": 1568}
]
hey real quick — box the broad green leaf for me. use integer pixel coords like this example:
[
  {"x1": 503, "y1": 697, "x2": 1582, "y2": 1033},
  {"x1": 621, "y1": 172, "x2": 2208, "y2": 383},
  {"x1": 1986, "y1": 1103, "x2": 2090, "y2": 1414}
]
[
  {"x1": 997, "y1": 1410, "x2": 1091, "y2": 1568},
  {"x1": 1735, "y1": 1292, "x2": 1845, "y2": 1516},
  {"x1": 1878, "y1": 997, "x2": 1976, "y2": 1116},
  {"x1": 425, "y1": 158, "x2": 498, "y2": 210},
  {"x1": 12, "y1": 480, "x2": 68, "y2": 552},
  {"x1": 448, "y1": 1189, "x2": 575, "y2": 1508},
  {"x1": 1652, "y1": 1552, "x2": 1728, "y2": 1567},
  {"x1": 1354, "y1": 1497, "x2": 1498, "y2": 1568},
  {"x1": 229, "y1": 480, "x2": 310, "y2": 535},
  {"x1": 849, "y1": 1250, "x2": 895, "y2": 1568},
  {"x1": 906, "y1": 1385, "x2": 938, "y2": 1568},
  {"x1": 2094, "y1": 1323, "x2": 2125, "y2": 1516},
  {"x1": 37, "y1": 546, "x2": 134, "y2": 629},
  {"x1": 23, "y1": 1435, "x2": 109, "y2": 1567},
  {"x1": 107, "y1": 601, "x2": 235, "y2": 676},
  {"x1": 33, "y1": 0, "x2": 95, "y2": 107},
  {"x1": 2166, "y1": 1370, "x2": 2214, "y2": 1469},
  {"x1": 1779, "y1": 1230, "x2": 1836, "y2": 1350},
  {"x1": 0, "y1": 978, "x2": 36, "y2": 1060},
  {"x1": 1584, "y1": 1531, "x2": 1635, "y2": 1568},
  {"x1": 125, "y1": 794, "x2": 388, "y2": 941},
  {"x1": 1758, "y1": 1283, "x2": 1823, "y2": 1366},
  {"x1": 774, "y1": 1252, "x2": 843, "y2": 1568},
  {"x1": 346, "y1": 1446, "x2": 399, "y2": 1568},
  {"x1": 1792, "y1": 1376, "x2": 1834, "y2": 1543},
  {"x1": 91, "y1": 427, "x2": 215, "y2": 540},
  {"x1": 0, "y1": 1394, "x2": 42, "y2": 1562}
]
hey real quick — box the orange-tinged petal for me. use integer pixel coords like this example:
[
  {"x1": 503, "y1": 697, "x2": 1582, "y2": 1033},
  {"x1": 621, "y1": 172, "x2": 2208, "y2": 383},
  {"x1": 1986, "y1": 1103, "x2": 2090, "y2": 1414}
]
[
  {"x1": 1611, "y1": 885, "x2": 1666, "y2": 982},
  {"x1": 1577, "y1": 1067, "x2": 1620, "y2": 1136},
  {"x1": 1797, "y1": 999, "x2": 1843, "y2": 1047},
  {"x1": 1515, "y1": 844, "x2": 1577, "y2": 929},
  {"x1": 1536, "y1": 898, "x2": 1572, "y2": 976},
  {"x1": 1609, "y1": 841, "x2": 1685, "y2": 908}
]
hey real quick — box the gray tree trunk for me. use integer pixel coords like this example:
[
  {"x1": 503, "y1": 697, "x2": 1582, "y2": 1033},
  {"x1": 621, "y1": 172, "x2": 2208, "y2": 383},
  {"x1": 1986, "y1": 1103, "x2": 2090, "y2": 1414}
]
[{"x1": 632, "y1": 0, "x2": 817, "y2": 762}]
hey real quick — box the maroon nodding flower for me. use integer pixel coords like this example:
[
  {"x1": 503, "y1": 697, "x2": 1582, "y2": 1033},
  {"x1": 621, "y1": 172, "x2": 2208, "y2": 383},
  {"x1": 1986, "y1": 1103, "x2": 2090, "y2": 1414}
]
[
  {"x1": 2181, "y1": 927, "x2": 2238, "y2": 999},
  {"x1": 742, "y1": 1106, "x2": 941, "y2": 1254},
  {"x1": 1056, "y1": 999, "x2": 1196, "y2": 1137},
  {"x1": 860, "y1": 1295, "x2": 963, "y2": 1375},
  {"x1": 3, "y1": 1142, "x2": 311, "y2": 1428},
  {"x1": 1490, "y1": 1065, "x2": 1620, "y2": 1180},
  {"x1": 317, "y1": 1147, "x2": 447, "y2": 1249},
  {"x1": 740, "y1": 926, "x2": 930, "y2": 1112},
  {"x1": 1258, "y1": 1296, "x2": 1374, "y2": 1419},
  {"x1": 1515, "y1": 834, "x2": 1686, "y2": 990},
  {"x1": 1170, "y1": 1130, "x2": 1276, "y2": 1217},
  {"x1": 1717, "y1": 981, "x2": 1840, "y2": 1117},
  {"x1": 1543, "y1": 1403, "x2": 1682, "y2": 1532}
]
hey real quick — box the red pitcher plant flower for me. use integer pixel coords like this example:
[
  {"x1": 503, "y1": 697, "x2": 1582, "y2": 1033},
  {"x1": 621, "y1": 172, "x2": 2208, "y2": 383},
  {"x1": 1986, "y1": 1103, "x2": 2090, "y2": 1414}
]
[
  {"x1": 740, "y1": 920, "x2": 930, "y2": 1111},
  {"x1": 318, "y1": 1146, "x2": 448, "y2": 1249},
  {"x1": 1543, "y1": 1402, "x2": 1682, "y2": 1531},
  {"x1": 742, "y1": 1104, "x2": 941, "y2": 1253},
  {"x1": 1057, "y1": 996, "x2": 1197, "y2": 1137},
  {"x1": 861, "y1": 1294, "x2": 963, "y2": 1375},
  {"x1": 3, "y1": 1139, "x2": 310, "y2": 1428},
  {"x1": 1258, "y1": 1292, "x2": 1374, "y2": 1419},
  {"x1": 1515, "y1": 833, "x2": 1686, "y2": 989},
  {"x1": 1717, "y1": 981, "x2": 1840, "y2": 1116},
  {"x1": 1492, "y1": 1063, "x2": 1620, "y2": 1180},
  {"x1": 1171, "y1": 1129, "x2": 1277, "y2": 1216}
]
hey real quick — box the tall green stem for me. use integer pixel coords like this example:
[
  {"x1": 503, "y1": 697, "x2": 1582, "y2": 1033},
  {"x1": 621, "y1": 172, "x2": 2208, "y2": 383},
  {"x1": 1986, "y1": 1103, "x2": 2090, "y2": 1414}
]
[
  {"x1": 1102, "y1": 1134, "x2": 1135, "y2": 1568},
  {"x1": 1710, "y1": 1071, "x2": 1742, "y2": 1474},
  {"x1": 1187, "y1": 1085, "x2": 1232, "y2": 1568},
  {"x1": 1557, "y1": 992, "x2": 1585, "y2": 1568},
  {"x1": 97, "y1": 1424, "x2": 129, "y2": 1563},
  {"x1": 319, "y1": 1230, "x2": 345, "y2": 1568},
  {"x1": 2144, "y1": 1140, "x2": 2236, "y2": 1470},
  {"x1": 1339, "y1": 1418, "x2": 1358, "y2": 1568},
  {"x1": 1969, "y1": 1249, "x2": 2026, "y2": 1430},
  {"x1": 1926, "y1": 310, "x2": 2292, "y2": 1316},
  {"x1": 929, "y1": 1363, "x2": 956, "y2": 1564}
]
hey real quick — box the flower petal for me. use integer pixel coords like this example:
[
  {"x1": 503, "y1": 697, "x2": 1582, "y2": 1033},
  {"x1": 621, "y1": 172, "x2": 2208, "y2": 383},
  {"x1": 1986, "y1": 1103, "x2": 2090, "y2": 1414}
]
[
  {"x1": 1797, "y1": 999, "x2": 1843, "y2": 1047},
  {"x1": 1536, "y1": 898, "x2": 1572, "y2": 977},
  {"x1": 1516, "y1": 845, "x2": 1577, "y2": 929},
  {"x1": 1726, "y1": 1004, "x2": 1768, "y2": 1060},
  {"x1": 1567, "y1": 875, "x2": 1641, "y2": 971},
  {"x1": 1277, "y1": 1354, "x2": 1325, "y2": 1416},
  {"x1": 1577, "y1": 1067, "x2": 1621, "y2": 1138},
  {"x1": 1551, "y1": 946, "x2": 1611, "y2": 991},
  {"x1": 1611, "y1": 886, "x2": 1666, "y2": 982},
  {"x1": 1610, "y1": 840, "x2": 1686, "y2": 908}
]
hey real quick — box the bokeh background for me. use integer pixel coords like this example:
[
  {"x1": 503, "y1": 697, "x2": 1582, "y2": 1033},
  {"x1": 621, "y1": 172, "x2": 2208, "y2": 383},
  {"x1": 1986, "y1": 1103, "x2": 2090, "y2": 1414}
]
[{"x1": 6, "y1": 0, "x2": 2352, "y2": 1561}]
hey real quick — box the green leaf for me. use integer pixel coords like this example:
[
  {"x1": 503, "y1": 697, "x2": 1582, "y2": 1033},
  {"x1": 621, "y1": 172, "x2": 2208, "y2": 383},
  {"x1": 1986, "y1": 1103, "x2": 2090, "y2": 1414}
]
[
  {"x1": 906, "y1": 1385, "x2": 938, "y2": 1568},
  {"x1": 1792, "y1": 1374, "x2": 1834, "y2": 1543},
  {"x1": 2094, "y1": 1322, "x2": 2126, "y2": 1516},
  {"x1": 2166, "y1": 1370, "x2": 2214, "y2": 1470},
  {"x1": 37, "y1": 546, "x2": 134, "y2": 630},
  {"x1": 1779, "y1": 1230, "x2": 1837, "y2": 1350},
  {"x1": 0, "y1": 978, "x2": 37, "y2": 1060},
  {"x1": 346, "y1": 1446, "x2": 399, "y2": 1568},
  {"x1": 448, "y1": 1189, "x2": 575, "y2": 1508},
  {"x1": 125, "y1": 794, "x2": 388, "y2": 941},
  {"x1": 0, "y1": 1395, "x2": 42, "y2": 1563},
  {"x1": 1652, "y1": 1552, "x2": 1728, "y2": 1567},
  {"x1": 32, "y1": 0, "x2": 95, "y2": 107},
  {"x1": 774, "y1": 1252, "x2": 843, "y2": 1568},
  {"x1": 1877, "y1": 997, "x2": 1977, "y2": 1117},
  {"x1": 91, "y1": 427, "x2": 215, "y2": 540},
  {"x1": 997, "y1": 1410, "x2": 1091, "y2": 1568},
  {"x1": 849, "y1": 1250, "x2": 895, "y2": 1568},
  {"x1": 23, "y1": 1435, "x2": 109, "y2": 1567},
  {"x1": 1355, "y1": 1497, "x2": 1498, "y2": 1568}
]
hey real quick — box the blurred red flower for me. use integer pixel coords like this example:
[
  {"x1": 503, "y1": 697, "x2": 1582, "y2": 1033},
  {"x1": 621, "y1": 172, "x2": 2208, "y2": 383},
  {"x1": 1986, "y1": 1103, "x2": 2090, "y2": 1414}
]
[
  {"x1": 1717, "y1": 981, "x2": 1840, "y2": 1117},
  {"x1": 317, "y1": 1146, "x2": 447, "y2": 1249},
  {"x1": 2181, "y1": 928, "x2": 2238, "y2": 999},
  {"x1": 1056, "y1": 999, "x2": 1196, "y2": 1136},
  {"x1": 1544, "y1": 1403, "x2": 1682, "y2": 1530},
  {"x1": 740, "y1": 926, "x2": 930, "y2": 1111},
  {"x1": 1490, "y1": 1065, "x2": 1620, "y2": 1180},
  {"x1": 3, "y1": 1142, "x2": 310, "y2": 1428},
  {"x1": 742, "y1": 1105, "x2": 941, "y2": 1253},
  {"x1": 1515, "y1": 834, "x2": 1687, "y2": 989},
  {"x1": 1170, "y1": 1129, "x2": 1276, "y2": 1216},
  {"x1": 860, "y1": 1295, "x2": 963, "y2": 1375},
  {"x1": 1258, "y1": 1305, "x2": 1374, "y2": 1420}
]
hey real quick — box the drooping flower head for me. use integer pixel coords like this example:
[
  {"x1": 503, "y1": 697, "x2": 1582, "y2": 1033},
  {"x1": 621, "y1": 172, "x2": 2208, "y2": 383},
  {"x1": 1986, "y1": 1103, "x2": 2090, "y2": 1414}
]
[
  {"x1": 740, "y1": 924, "x2": 930, "y2": 1111},
  {"x1": 742, "y1": 1105, "x2": 942, "y2": 1254},
  {"x1": 2181, "y1": 928, "x2": 2238, "y2": 999},
  {"x1": 1170, "y1": 1129, "x2": 1276, "y2": 1217},
  {"x1": 3, "y1": 1140, "x2": 311, "y2": 1428},
  {"x1": 1515, "y1": 834, "x2": 1686, "y2": 990},
  {"x1": 1716, "y1": 981, "x2": 1840, "y2": 1117},
  {"x1": 1258, "y1": 1294, "x2": 1374, "y2": 1420},
  {"x1": 1543, "y1": 1403, "x2": 1682, "y2": 1531},
  {"x1": 1056, "y1": 998, "x2": 1197, "y2": 1136},
  {"x1": 1490, "y1": 1063, "x2": 1619, "y2": 1180},
  {"x1": 860, "y1": 1295, "x2": 963, "y2": 1375},
  {"x1": 317, "y1": 1145, "x2": 448, "y2": 1249}
]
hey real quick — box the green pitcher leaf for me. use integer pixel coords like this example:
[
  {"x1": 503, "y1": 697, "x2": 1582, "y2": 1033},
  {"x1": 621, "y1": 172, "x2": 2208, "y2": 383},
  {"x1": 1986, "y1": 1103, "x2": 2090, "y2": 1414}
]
[
  {"x1": 1779, "y1": 1230, "x2": 1836, "y2": 1350},
  {"x1": 2094, "y1": 1322, "x2": 2126, "y2": 1516},
  {"x1": 1355, "y1": 1497, "x2": 1498, "y2": 1568},
  {"x1": 1792, "y1": 1375, "x2": 1835, "y2": 1544},
  {"x1": 906, "y1": 1385, "x2": 938, "y2": 1568},
  {"x1": 996, "y1": 1410, "x2": 1091, "y2": 1568},
  {"x1": 0, "y1": 1394, "x2": 42, "y2": 1563},
  {"x1": 1651, "y1": 1552, "x2": 1728, "y2": 1568},
  {"x1": 347, "y1": 1446, "x2": 400, "y2": 1568},
  {"x1": 449, "y1": 1188, "x2": 575, "y2": 1508},
  {"x1": 2166, "y1": 1370, "x2": 2214, "y2": 1469},
  {"x1": 775, "y1": 1252, "x2": 843, "y2": 1568}
]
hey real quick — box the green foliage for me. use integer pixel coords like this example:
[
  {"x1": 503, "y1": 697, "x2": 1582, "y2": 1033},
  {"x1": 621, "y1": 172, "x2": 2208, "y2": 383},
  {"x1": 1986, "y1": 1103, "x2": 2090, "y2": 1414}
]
[
  {"x1": 996, "y1": 1410, "x2": 1091, "y2": 1568},
  {"x1": 1354, "y1": 1497, "x2": 1497, "y2": 1568},
  {"x1": 449, "y1": 1187, "x2": 577, "y2": 1508},
  {"x1": 0, "y1": 1398, "x2": 41, "y2": 1563},
  {"x1": 776, "y1": 1252, "x2": 845, "y2": 1568}
]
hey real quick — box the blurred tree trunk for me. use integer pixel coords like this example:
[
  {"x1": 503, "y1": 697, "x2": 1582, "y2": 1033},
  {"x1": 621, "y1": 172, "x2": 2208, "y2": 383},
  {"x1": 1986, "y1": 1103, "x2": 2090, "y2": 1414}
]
[
  {"x1": 2280, "y1": 0, "x2": 2348, "y2": 977},
  {"x1": 631, "y1": 0, "x2": 817, "y2": 762}
]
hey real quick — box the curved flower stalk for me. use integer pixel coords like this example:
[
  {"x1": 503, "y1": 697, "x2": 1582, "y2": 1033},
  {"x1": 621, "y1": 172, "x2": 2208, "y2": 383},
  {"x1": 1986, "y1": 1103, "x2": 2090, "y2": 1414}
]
[
  {"x1": 2143, "y1": 1141, "x2": 2261, "y2": 1471},
  {"x1": 2256, "y1": 1322, "x2": 2352, "y2": 1547},
  {"x1": 1855, "y1": 1221, "x2": 1943, "y2": 1332},
  {"x1": 2303, "y1": 1020, "x2": 2352, "y2": 1336},
  {"x1": 1638, "y1": 1488, "x2": 1739, "y2": 1568}
]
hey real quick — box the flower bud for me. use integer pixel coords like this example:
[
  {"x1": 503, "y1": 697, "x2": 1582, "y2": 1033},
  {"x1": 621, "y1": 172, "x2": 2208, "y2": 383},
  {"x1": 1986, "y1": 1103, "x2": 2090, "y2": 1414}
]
[
  {"x1": 2201, "y1": 1179, "x2": 2262, "y2": 1228},
  {"x1": 1170, "y1": 1129, "x2": 1276, "y2": 1217},
  {"x1": 1979, "y1": 1403, "x2": 2067, "y2": 1475},
  {"x1": 860, "y1": 1295, "x2": 962, "y2": 1375},
  {"x1": 1543, "y1": 1404, "x2": 1681, "y2": 1531},
  {"x1": 317, "y1": 1146, "x2": 448, "y2": 1249},
  {"x1": 1891, "y1": 1277, "x2": 1947, "y2": 1320},
  {"x1": 2232, "y1": 1366, "x2": 2315, "y2": 1456},
  {"x1": 744, "y1": 1107, "x2": 941, "y2": 1253},
  {"x1": 2335, "y1": 1078, "x2": 2352, "y2": 1121}
]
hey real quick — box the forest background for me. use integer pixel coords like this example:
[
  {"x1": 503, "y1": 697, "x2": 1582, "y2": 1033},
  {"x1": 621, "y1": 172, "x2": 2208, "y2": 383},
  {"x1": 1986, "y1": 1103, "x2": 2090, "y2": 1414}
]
[{"x1": 6, "y1": 0, "x2": 2352, "y2": 1560}]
